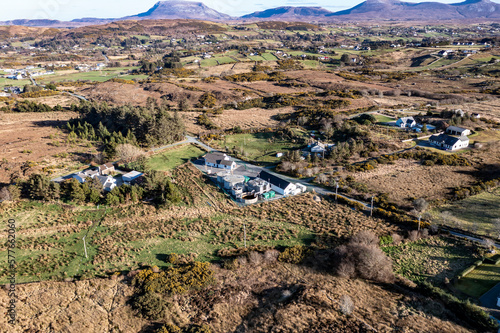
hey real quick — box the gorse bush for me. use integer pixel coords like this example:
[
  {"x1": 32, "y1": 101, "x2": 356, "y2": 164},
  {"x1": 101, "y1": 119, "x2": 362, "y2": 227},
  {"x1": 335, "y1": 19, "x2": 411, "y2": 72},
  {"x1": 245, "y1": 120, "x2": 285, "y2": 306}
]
[
  {"x1": 278, "y1": 245, "x2": 312, "y2": 264},
  {"x1": 133, "y1": 261, "x2": 215, "y2": 296}
]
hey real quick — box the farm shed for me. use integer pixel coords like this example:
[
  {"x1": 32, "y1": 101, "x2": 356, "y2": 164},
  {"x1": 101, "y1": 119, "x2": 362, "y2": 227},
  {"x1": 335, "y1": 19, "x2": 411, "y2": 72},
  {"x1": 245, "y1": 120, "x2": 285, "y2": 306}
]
[
  {"x1": 446, "y1": 126, "x2": 471, "y2": 137},
  {"x1": 123, "y1": 171, "x2": 143, "y2": 183}
]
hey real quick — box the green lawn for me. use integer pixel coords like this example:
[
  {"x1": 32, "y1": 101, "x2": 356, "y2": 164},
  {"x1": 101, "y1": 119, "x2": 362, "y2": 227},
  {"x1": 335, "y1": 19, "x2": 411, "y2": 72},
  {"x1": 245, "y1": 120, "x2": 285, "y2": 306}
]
[
  {"x1": 374, "y1": 114, "x2": 396, "y2": 123},
  {"x1": 432, "y1": 188, "x2": 500, "y2": 237},
  {"x1": 456, "y1": 263, "x2": 500, "y2": 298},
  {"x1": 382, "y1": 236, "x2": 479, "y2": 285},
  {"x1": 215, "y1": 130, "x2": 309, "y2": 163},
  {"x1": 147, "y1": 144, "x2": 206, "y2": 171}
]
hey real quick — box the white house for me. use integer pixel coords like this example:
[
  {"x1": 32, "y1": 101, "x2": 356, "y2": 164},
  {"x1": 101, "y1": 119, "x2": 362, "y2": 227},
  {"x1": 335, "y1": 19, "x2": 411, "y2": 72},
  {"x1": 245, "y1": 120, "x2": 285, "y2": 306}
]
[
  {"x1": 72, "y1": 168, "x2": 100, "y2": 183},
  {"x1": 96, "y1": 175, "x2": 117, "y2": 192},
  {"x1": 396, "y1": 117, "x2": 417, "y2": 128},
  {"x1": 204, "y1": 152, "x2": 236, "y2": 170},
  {"x1": 446, "y1": 126, "x2": 471, "y2": 137},
  {"x1": 257, "y1": 171, "x2": 302, "y2": 196},
  {"x1": 429, "y1": 134, "x2": 469, "y2": 151},
  {"x1": 310, "y1": 142, "x2": 326, "y2": 154}
]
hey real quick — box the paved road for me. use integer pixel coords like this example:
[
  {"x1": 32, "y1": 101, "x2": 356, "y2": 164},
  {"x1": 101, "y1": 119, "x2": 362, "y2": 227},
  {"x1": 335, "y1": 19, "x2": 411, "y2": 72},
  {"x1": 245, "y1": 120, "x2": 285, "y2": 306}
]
[{"x1": 448, "y1": 230, "x2": 500, "y2": 249}]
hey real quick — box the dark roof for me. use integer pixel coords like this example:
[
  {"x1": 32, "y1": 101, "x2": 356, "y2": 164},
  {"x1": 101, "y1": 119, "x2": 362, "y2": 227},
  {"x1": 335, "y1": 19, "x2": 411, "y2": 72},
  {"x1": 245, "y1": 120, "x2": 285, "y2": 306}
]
[
  {"x1": 258, "y1": 171, "x2": 291, "y2": 189},
  {"x1": 204, "y1": 152, "x2": 229, "y2": 165},
  {"x1": 219, "y1": 160, "x2": 234, "y2": 166},
  {"x1": 430, "y1": 133, "x2": 468, "y2": 146}
]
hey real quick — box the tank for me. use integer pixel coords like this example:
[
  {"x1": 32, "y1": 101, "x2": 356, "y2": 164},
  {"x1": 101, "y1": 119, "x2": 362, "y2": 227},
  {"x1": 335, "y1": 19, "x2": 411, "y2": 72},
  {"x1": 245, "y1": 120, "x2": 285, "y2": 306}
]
[
  {"x1": 240, "y1": 192, "x2": 258, "y2": 204},
  {"x1": 223, "y1": 174, "x2": 246, "y2": 190},
  {"x1": 216, "y1": 171, "x2": 230, "y2": 184}
]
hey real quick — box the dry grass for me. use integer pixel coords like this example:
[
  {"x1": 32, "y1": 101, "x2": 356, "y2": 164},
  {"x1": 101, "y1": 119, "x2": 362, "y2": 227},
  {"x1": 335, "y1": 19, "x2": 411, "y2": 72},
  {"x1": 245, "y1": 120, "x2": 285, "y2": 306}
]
[
  {"x1": 0, "y1": 111, "x2": 92, "y2": 183},
  {"x1": 0, "y1": 262, "x2": 473, "y2": 333},
  {"x1": 352, "y1": 159, "x2": 478, "y2": 206}
]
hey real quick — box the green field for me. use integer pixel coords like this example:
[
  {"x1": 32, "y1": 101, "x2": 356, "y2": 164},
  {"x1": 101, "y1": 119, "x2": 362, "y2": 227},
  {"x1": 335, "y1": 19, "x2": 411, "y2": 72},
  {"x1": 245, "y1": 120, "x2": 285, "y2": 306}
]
[
  {"x1": 0, "y1": 77, "x2": 31, "y2": 88},
  {"x1": 147, "y1": 144, "x2": 206, "y2": 171},
  {"x1": 0, "y1": 191, "x2": 314, "y2": 284},
  {"x1": 215, "y1": 130, "x2": 309, "y2": 163},
  {"x1": 456, "y1": 262, "x2": 500, "y2": 298},
  {"x1": 432, "y1": 188, "x2": 500, "y2": 237},
  {"x1": 382, "y1": 236, "x2": 479, "y2": 285},
  {"x1": 201, "y1": 58, "x2": 218, "y2": 67},
  {"x1": 261, "y1": 52, "x2": 278, "y2": 61},
  {"x1": 35, "y1": 67, "x2": 145, "y2": 84},
  {"x1": 215, "y1": 56, "x2": 237, "y2": 65}
]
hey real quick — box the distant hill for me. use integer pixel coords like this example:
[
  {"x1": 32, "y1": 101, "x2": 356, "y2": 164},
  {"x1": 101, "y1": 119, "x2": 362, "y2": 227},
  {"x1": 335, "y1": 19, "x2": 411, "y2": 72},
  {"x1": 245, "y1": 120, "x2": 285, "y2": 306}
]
[
  {"x1": 123, "y1": 0, "x2": 232, "y2": 20},
  {"x1": 1, "y1": 0, "x2": 499, "y2": 27},
  {"x1": 0, "y1": 19, "x2": 77, "y2": 27},
  {"x1": 327, "y1": 0, "x2": 500, "y2": 20},
  {"x1": 241, "y1": 6, "x2": 332, "y2": 20}
]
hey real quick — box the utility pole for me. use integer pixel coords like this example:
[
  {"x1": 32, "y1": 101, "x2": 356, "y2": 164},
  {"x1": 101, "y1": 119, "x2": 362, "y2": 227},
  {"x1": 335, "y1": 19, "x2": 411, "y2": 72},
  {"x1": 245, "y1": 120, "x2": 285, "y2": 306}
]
[
  {"x1": 82, "y1": 235, "x2": 88, "y2": 259},
  {"x1": 370, "y1": 196, "x2": 374, "y2": 217},
  {"x1": 335, "y1": 182, "x2": 339, "y2": 202},
  {"x1": 243, "y1": 223, "x2": 247, "y2": 248}
]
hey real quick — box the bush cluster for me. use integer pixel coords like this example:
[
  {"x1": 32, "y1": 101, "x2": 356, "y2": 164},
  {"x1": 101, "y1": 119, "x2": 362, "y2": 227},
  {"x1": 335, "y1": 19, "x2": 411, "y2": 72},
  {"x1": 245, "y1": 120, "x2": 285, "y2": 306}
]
[
  {"x1": 452, "y1": 177, "x2": 500, "y2": 200},
  {"x1": 332, "y1": 230, "x2": 394, "y2": 283}
]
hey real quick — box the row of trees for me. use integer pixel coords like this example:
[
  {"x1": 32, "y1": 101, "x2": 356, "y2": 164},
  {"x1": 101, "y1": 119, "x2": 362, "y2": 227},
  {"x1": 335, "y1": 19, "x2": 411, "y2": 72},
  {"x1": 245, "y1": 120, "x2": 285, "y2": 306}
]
[
  {"x1": 69, "y1": 100, "x2": 185, "y2": 149},
  {"x1": 19, "y1": 170, "x2": 181, "y2": 207}
]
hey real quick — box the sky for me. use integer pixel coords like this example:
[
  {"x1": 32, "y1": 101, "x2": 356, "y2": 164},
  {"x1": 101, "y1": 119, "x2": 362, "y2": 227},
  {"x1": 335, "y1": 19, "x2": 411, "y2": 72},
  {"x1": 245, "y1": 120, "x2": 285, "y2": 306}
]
[{"x1": 0, "y1": 0, "x2": 495, "y2": 21}]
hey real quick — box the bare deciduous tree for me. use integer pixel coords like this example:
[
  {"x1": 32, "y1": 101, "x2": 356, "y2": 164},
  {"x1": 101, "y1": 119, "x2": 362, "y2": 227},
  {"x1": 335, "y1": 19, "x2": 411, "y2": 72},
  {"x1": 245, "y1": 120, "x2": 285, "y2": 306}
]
[
  {"x1": 333, "y1": 231, "x2": 394, "y2": 283},
  {"x1": 116, "y1": 144, "x2": 144, "y2": 163}
]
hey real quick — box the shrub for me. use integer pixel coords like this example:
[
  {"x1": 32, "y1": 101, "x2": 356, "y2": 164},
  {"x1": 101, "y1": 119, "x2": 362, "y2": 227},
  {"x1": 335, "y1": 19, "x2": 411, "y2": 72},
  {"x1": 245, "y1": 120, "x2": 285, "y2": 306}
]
[
  {"x1": 339, "y1": 295, "x2": 354, "y2": 315},
  {"x1": 134, "y1": 262, "x2": 215, "y2": 295},
  {"x1": 379, "y1": 235, "x2": 393, "y2": 246},
  {"x1": 278, "y1": 245, "x2": 311, "y2": 264},
  {"x1": 333, "y1": 231, "x2": 394, "y2": 283},
  {"x1": 132, "y1": 291, "x2": 169, "y2": 319},
  {"x1": 156, "y1": 323, "x2": 182, "y2": 333}
]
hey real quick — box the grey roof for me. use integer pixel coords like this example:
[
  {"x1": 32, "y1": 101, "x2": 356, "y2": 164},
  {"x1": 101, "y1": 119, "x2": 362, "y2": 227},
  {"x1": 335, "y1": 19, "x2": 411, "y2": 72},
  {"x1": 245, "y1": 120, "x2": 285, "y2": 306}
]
[
  {"x1": 204, "y1": 152, "x2": 229, "y2": 165},
  {"x1": 219, "y1": 160, "x2": 234, "y2": 166},
  {"x1": 258, "y1": 171, "x2": 291, "y2": 190},
  {"x1": 398, "y1": 117, "x2": 415, "y2": 124},
  {"x1": 430, "y1": 133, "x2": 468, "y2": 146},
  {"x1": 446, "y1": 126, "x2": 468, "y2": 133},
  {"x1": 96, "y1": 175, "x2": 111, "y2": 185}
]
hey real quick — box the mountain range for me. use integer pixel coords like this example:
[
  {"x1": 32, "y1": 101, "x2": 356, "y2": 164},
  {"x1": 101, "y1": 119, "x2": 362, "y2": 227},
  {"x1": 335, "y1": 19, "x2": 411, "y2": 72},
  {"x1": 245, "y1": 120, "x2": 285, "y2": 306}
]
[{"x1": 0, "y1": 0, "x2": 499, "y2": 27}]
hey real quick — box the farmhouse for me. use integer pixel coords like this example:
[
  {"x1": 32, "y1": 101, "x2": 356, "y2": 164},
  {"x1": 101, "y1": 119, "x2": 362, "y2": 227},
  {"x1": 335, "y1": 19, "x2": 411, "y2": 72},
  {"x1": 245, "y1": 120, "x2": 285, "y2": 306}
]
[
  {"x1": 257, "y1": 171, "x2": 303, "y2": 196},
  {"x1": 98, "y1": 163, "x2": 115, "y2": 175},
  {"x1": 396, "y1": 117, "x2": 417, "y2": 128},
  {"x1": 72, "y1": 168, "x2": 100, "y2": 183},
  {"x1": 204, "y1": 152, "x2": 236, "y2": 170},
  {"x1": 446, "y1": 126, "x2": 471, "y2": 137},
  {"x1": 96, "y1": 175, "x2": 117, "y2": 192},
  {"x1": 429, "y1": 134, "x2": 469, "y2": 151}
]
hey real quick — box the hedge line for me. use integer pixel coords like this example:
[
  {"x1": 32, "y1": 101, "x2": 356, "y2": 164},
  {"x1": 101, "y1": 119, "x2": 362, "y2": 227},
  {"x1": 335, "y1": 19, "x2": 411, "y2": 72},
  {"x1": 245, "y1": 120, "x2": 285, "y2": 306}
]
[{"x1": 417, "y1": 281, "x2": 498, "y2": 332}]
